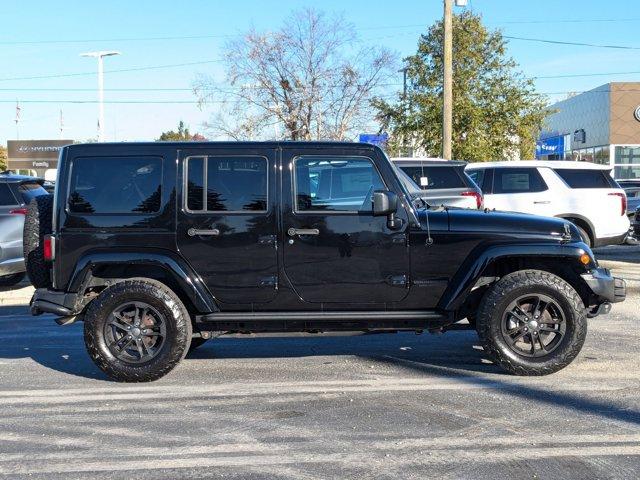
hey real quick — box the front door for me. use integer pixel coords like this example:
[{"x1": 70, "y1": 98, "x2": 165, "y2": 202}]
[
  {"x1": 281, "y1": 147, "x2": 410, "y2": 304},
  {"x1": 176, "y1": 148, "x2": 278, "y2": 305}
]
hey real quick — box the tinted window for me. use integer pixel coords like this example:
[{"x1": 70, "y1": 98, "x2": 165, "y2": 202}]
[
  {"x1": 68, "y1": 156, "x2": 162, "y2": 214},
  {"x1": 493, "y1": 168, "x2": 547, "y2": 194},
  {"x1": 0, "y1": 183, "x2": 17, "y2": 206},
  {"x1": 295, "y1": 156, "x2": 385, "y2": 212},
  {"x1": 186, "y1": 156, "x2": 267, "y2": 212},
  {"x1": 555, "y1": 169, "x2": 616, "y2": 189},
  {"x1": 398, "y1": 165, "x2": 465, "y2": 189},
  {"x1": 18, "y1": 182, "x2": 48, "y2": 204}
]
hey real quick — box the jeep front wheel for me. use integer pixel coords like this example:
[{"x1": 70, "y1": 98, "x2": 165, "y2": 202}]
[
  {"x1": 84, "y1": 279, "x2": 192, "y2": 382},
  {"x1": 477, "y1": 270, "x2": 587, "y2": 375}
]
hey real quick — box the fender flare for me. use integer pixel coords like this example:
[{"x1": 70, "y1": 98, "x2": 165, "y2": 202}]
[
  {"x1": 68, "y1": 251, "x2": 218, "y2": 313},
  {"x1": 437, "y1": 241, "x2": 589, "y2": 312}
]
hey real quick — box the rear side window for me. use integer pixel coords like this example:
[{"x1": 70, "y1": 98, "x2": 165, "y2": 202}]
[
  {"x1": 493, "y1": 168, "x2": 547, "y2": 194},
  {"x1": 68, "y1": 156, "x2": 163, "y2": 214},
  {"x1": 185, "y1": 156, "x2": 267, "y2": 212},
  {"x1": 0, "y1": 183, "x2": 17, "y2": 206},
  {"x1": 399, "y1": 165, "x2": 465, "y2": 189},
  {"x1": 555, "y1": 169, "x2": 616, "y2": 189}
]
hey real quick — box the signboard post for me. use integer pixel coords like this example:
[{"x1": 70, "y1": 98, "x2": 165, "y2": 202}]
[{"x1": 6, "y1": 139, "x2": 73, "y2": 173}]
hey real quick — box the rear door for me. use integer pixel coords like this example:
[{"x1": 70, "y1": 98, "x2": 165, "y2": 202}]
[
  {"x1": 176, "y1": 148, "x2": 278, "y2": 305},
  {"x1": 281, "y1": 146, "x2": 410, "y2": 304}
]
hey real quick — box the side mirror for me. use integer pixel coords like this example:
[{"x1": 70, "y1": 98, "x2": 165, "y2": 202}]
[
  {"x1": 372, "y1": 190, "x2": 403, "y2": 230},
  {"x1": 372, "y1": 190, "x2": 398, "y2": 216}
]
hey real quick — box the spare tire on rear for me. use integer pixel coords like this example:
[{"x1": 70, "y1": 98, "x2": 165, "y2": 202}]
[{"x1": 24, "y1": 194, "x2": 53, "y2": 289}]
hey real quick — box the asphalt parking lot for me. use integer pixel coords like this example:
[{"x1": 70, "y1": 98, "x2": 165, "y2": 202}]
[{"x1": 0, "y1": 248, "x2": 638, "y2": 479}]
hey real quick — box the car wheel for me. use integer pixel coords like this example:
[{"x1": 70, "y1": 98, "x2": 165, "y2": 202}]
[
  {"x1": 575, "y1": 225, "x2": 592, "y2": 248},
  {"x1": 84, "y1": 279, "x2": 192, "y2": 382},
  {"x1": 0, "y1": 272, "x2": 26, "y2": 287},
  {"x1": 23, "y1": 195, "x2": 53, "y2": 288},
  {"x1": 477, "y1": 270, "x2": 587, "y2": 376}
]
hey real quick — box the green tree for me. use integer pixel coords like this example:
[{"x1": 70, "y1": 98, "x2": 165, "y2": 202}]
[
  {"x1": 157, "y1": 121, "x2": 205, "y2": 141},
  {"x1": 373, "y1": 11, "x2": 548, "y2": 161},
  {"x1": 0, "y1": 145, "x2": 7, "y2": 171}
]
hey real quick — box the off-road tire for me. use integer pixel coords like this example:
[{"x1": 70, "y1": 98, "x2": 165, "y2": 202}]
[
  {"x1": 23, "y1": 194, "x2": 53, "y2": 288},
  {"x1": 84, "y1": 279, "x2": 192, "y2": 382},
  {"x1": 0, "y1": 272, "x2": 26, "y2": 287},
  {"x1": 477, "y1": 270, "x2": 587, "y2": 376}
]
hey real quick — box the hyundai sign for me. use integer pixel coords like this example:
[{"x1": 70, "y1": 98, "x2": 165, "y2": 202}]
[{"x1": 7, "y1": 139, "x2": 72, "y2": 170}]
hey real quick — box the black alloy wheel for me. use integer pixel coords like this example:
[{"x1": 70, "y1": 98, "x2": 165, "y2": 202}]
[
  {"x1": 501, "y1": 294, "x2": 567, "y2": 358},
  {"x1": 104, "y1": 301, "x2": 167, "y2": 364}
]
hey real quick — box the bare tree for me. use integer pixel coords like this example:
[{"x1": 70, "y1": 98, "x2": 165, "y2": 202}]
[{"x1": 194, "y1": 8, "x2": 396, "y2": 141}]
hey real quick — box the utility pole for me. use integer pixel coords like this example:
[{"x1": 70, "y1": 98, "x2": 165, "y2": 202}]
[
  {"x1": 399, "y1": 65, "x2": 409, "y2": 157},
  {"x1": 80, "y1": 51, "x2": 121, "y2": 142},
  {"x1": 442, "y1": 0, "x2": 453, "y2": 160}
]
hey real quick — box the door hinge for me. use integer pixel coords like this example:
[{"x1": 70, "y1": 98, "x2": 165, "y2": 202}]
[
  {"x1": 259, "y1": 275, "x2": 278, "y2": 288},
  {"x1": 392, "y1": 234, "x2": 407, "y2": 245},
  {"x1": 387, "y1": 274, "x2": 408, "y2": 287},
  {"x1": 258, "y1": 235, "x2": 276, "y2": 245}
]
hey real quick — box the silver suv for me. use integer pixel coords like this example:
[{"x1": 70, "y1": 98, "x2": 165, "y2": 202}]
[{"x1": 0, "y1": 173, "x2": 49, "y2": 286}]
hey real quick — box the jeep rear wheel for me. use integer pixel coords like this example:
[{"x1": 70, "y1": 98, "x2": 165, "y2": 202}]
[
  {"x1": 477, "y1": 270, "x2": 587, "y2": 375},
  {"x1": 84, "y1": 279, "x2": 192, "y2": 382}
]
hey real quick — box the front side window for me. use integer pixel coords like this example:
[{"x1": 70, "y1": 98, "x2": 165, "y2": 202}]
[
  {"x1": 493, "y1": 168, "x2": 547, "y2": 194},
  {"x1": 295, "y1": 156, "x2": 385, "y2": 212},
  {"x1": 186, "y1": 156, "x2": 267, "y2": 212},
  {"x1": 68, "y1": 156, "x2": 162, "y2": 214}
]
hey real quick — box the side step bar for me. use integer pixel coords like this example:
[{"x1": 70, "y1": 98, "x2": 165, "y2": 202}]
[{"x1": 195, "y1": 310, "x2": 452, "y2": 333}]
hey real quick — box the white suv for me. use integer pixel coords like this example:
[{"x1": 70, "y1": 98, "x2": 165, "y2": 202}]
[{"x1": 465, "y1": 161, "x2": 629, "y2": 247}]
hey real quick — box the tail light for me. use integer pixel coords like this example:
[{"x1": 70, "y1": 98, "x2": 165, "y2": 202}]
[
  {"x1": 609, "y1": 192, "x2": 627, "y2": 216},
  {"x1": 461, "y1": 191, "x2": 483, "y2": 209},
  {"x1": 9, "y1": 208, "x2": 28, "y2": 215},
  {"x1": 43, "y1": 234, "x2": 55, "y2": 261}
]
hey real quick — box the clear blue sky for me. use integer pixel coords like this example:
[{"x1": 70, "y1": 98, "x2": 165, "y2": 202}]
[{"x1": 2, "y1": 0, "x2": 640, "y2": 144}]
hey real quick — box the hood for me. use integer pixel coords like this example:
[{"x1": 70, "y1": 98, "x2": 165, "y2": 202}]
[{"x1": 420, "y1": 207, "x2": 580, "y2": 241}]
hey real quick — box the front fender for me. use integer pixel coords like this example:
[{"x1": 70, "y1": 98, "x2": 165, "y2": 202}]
[
  {"x1": 69, "y1": 250, "x2": 218, "y2": 313},
  {"x1": 437, "y1": 241, "x2": 591, "y2": 312}
]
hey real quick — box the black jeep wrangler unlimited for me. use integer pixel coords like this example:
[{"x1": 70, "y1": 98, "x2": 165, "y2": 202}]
[{"x1": 27, "y1": 142, "x2": 625, "y2": 382}]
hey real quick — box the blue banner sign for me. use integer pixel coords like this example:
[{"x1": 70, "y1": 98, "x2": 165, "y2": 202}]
[
  {"x1": 536, "y1": 135, "x2": 564, "y2": 158},
  {"x1": 359, "y1": 133, "x2": 389, "y2": 148}
]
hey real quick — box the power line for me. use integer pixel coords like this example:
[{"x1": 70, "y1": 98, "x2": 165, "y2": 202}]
[
  {"x1": 0, "y1": 59, "x2": 223, "y2": 82},
  {"x1": 504, "y1": 35, "x2": 640, "y2": 50}
]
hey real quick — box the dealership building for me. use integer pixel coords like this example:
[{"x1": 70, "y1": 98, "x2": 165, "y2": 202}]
[{"x1": 536, "y1": 82, "x2": 640, "y2": 179}]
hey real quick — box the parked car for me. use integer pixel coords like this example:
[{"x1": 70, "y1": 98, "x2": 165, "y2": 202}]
[
  {"x1": 466, "y1": 161, "x2": 629, "y2": 247},
  {"x1": 391, "y1": 158, "x2": 483, "y2": 209},
  {"x1": 0, "y1": 172, "x2": 49, "y2": 286},
  {"x1": 28, "y1": 142, "x2": 624, "y2": 382},
  {"x1": 616, "y1": 179, "x2": 640, "y2": 189}
]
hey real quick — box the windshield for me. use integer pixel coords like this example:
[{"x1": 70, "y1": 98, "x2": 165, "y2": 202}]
[{"x1": 391, "y1": 163, "x2": 423, "y2": 196}]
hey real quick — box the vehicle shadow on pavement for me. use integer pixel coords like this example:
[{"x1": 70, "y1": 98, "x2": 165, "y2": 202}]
[{"x1": 2, "y1": 306, "x2": 638, "y2": 428}]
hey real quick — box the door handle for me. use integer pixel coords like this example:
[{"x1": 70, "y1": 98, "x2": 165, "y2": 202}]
[
  {"x1": 188, "y1": 228, "x2": 220, "y2": 237},
  {"x1": 533, "y1": 201, "x2": 551, "y2": 204},
  {"x1": 287, "y1": 227, "x2": 320, "y2": 237}
]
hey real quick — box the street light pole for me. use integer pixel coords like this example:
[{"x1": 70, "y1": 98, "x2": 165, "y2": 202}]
[
  {"x1": 80, "y1": 51, "x2": 121, "y2": 142},
  {"x1": 442, "y1": 0, "x2": 453, "y2": 160}
]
